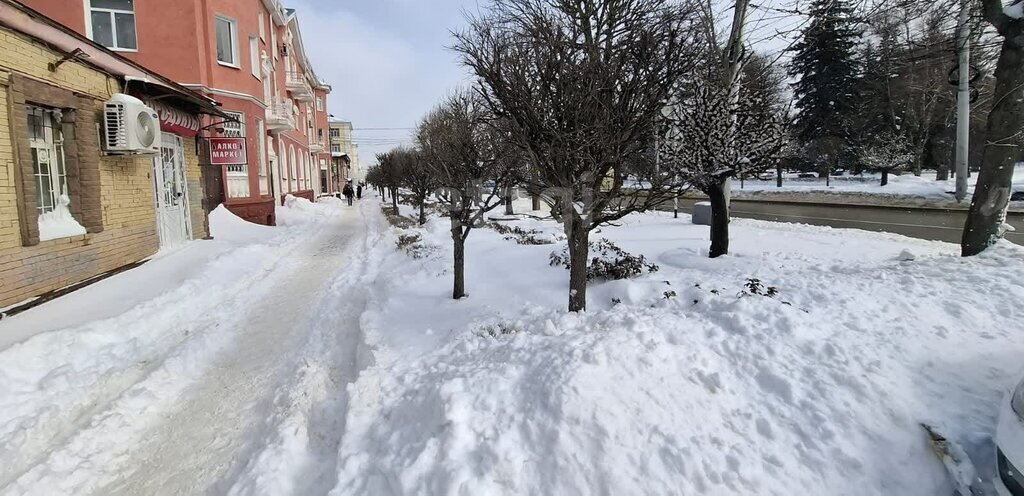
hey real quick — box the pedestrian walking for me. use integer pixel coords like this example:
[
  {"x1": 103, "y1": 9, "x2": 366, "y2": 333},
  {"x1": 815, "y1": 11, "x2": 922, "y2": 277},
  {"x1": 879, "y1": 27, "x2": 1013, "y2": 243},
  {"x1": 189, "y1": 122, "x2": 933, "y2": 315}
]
[
  {"x1": 343, "y1": 180, "x2": 355, "y2": 206},
  {"x1": 356, "y1": 183, "x2": 363, "y2": 200}
]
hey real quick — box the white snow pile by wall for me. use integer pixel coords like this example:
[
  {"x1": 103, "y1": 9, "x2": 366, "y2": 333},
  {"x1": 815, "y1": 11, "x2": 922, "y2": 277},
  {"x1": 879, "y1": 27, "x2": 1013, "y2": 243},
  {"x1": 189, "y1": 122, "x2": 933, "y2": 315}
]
[
  {"x1": 276, "y1": 194, "x2": 344, "y2": 226},
  {"x1": 37, "y1": 195, "x2": 86, "y2": 241},
  {"x1": 334, "y1": 209, "x2": 1024, "y2": 496}
]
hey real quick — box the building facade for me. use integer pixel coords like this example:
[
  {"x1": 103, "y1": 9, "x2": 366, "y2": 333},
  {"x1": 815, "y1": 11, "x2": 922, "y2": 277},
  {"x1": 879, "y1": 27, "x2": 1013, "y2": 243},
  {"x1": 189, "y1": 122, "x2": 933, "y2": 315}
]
[
  {"x1": 0, "y1": 1, "x2": 222, "y2": 308},
  {"x1": 329, "y1": 119, "x2": 362, "y2": 188},
  {"x1": 24, "y1": 0, "x2": 336, "y2": 225}
]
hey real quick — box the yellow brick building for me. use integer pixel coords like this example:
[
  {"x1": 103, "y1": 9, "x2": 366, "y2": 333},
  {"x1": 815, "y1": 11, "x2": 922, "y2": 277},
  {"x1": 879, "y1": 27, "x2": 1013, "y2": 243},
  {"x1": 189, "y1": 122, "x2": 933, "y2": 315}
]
[{"x1": 0, "y1": 2, "x2": 223, "y2": 309}]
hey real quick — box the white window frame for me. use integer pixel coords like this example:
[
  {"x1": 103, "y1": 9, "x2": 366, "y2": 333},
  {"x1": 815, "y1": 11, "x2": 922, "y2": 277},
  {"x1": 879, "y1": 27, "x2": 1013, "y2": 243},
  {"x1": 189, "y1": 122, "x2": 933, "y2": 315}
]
[
  {"x1": 249, "y1": 36, "x2": 260, "y2": 80},
  {"x1": 85, "y1": 0, "x2": 137, "y2": 52},
  {"x1": 271, "y1": 24, "x2": 278, "y2": 60},
  {"x1": 256, "y1": 119, "x2": 266, "y2": 176},
  {"x1": 27, "y1": 106, "x2": 69, "y2": 216},
  {"x1": 223, "y1": 111, "x2": 247, "y2": 177},
  {"x1": 316, "y1": 97, "x2": 323, "y2": 112},
  {"x1": 258, "y1": 10, "x2": 267, "y2": 42},
  {"x1": 215, "y1": 15, "x2": 240, "y2": 68},
  {"x1": 222, "y1": 111, "x2": 245, "y2": 138}
]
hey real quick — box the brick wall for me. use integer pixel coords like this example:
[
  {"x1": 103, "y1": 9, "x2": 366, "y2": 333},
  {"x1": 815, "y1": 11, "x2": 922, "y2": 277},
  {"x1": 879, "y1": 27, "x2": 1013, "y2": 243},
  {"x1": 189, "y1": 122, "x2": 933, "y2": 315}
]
[{"x1": 0, "y1": 26, "x2": 200, "y2": 308}]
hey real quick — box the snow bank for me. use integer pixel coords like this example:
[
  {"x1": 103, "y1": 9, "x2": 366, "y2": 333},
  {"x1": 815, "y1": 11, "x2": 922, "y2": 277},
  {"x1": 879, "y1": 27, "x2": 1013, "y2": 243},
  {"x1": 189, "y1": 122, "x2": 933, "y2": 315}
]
[
  {"x1": 335, "y1": 210, "x2": 1024, "y2": 495},
  {"x1": 276, "y1": 195, "x2": 345, "y2": 226},
  {"x1": 733, "y1": 166, "x2": 1024, "y2": 208}
]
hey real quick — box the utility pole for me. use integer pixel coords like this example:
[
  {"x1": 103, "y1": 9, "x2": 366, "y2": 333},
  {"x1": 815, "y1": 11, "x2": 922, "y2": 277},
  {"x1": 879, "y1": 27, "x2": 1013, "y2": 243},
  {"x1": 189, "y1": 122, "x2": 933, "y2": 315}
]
[
  {"x1": 722, "y1": 0, "x2": 751, "y2": 207},
  {"x1": 954, "y1": 0, "x2": 971, "y2": 202}
]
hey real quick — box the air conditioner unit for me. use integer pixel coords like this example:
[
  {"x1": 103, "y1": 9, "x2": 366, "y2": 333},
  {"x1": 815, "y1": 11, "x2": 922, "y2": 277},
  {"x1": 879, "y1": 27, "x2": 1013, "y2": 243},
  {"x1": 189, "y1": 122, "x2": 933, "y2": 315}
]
[{"x1": 103, "y1": 93, "x2": 160, "y2": 154}]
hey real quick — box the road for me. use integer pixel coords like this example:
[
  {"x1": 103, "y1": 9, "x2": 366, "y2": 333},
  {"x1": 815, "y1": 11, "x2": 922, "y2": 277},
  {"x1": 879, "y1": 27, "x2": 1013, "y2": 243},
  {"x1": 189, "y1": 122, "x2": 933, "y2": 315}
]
[
  {"x1": 1, "y1": 200, "x2": 381, "y2": 496},
  {"x1": 663, "y1": 198, "x2": 1024, "y2": 245}
]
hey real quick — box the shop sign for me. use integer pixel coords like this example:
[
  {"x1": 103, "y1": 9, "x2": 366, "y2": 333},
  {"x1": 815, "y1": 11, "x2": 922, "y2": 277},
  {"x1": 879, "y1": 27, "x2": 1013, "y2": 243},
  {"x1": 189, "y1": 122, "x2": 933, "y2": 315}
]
[
  {"x1": 148, "y1": 100, "x2": 201, "y2": 137},
  {"x1": 208, "y1": 137, "x2": 247, "y2": 165}
]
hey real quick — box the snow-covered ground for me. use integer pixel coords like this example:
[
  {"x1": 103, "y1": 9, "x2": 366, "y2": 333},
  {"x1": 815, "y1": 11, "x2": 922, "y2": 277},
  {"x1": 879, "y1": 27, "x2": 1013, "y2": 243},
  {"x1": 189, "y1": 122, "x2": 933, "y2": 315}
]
[
  {"x1": 336, "y1": 198, "x2": 1024, "y2": 495},
  {"x1": 732, "y1": 166, "x2": 1024, "y2": 208},
  {"x1": 0, "y1": 196, "x2": 383, "y2": 495},
  {"x1": 3, "y1": 193, "x2": 1023, "y2": 495}
]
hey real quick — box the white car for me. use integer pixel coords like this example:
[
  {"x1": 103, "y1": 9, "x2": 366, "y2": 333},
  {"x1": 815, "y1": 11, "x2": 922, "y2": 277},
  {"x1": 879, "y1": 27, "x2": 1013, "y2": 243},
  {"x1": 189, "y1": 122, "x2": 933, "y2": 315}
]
[{"x1": 996, "y1": 376, "x2": 1024, "y2": 495}]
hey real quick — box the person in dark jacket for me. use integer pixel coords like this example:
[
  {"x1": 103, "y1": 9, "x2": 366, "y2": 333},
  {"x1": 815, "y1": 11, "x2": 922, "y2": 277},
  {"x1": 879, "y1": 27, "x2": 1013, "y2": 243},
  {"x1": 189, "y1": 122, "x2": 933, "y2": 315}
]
[
  {"x1": 342, "y1": 181, "x2": 355, "y2": 206},
  {"x1": 356, "y1": 183, "x2": 363, "y2": 199}
]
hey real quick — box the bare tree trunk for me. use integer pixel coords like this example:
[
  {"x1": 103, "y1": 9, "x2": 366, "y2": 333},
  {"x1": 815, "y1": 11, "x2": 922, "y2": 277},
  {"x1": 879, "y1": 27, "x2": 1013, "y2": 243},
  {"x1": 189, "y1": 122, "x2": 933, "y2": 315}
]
[
  {"x1": 707, "y1": 180, "x2": 730, "y2": 258},
  {"x1": 936, "y1": 150, "x2": 950, "y2": 180},
  {"x1": 776, "y1": 165, "x2": 783, "y2": 188},
  {"x1": 963, "y1": 33, "x2": 1023, "y2": 256},
  {"x1": 419, "y1": 202, "x2": 427, "y2": 225},
  {"x1": 391, "y1": 188, "x2": 399, "y2": 216},
  {"x1": 881, "y1": 169, "x2": 890, "y2": 187},
  {"x1": 504, "y1": 186, "x2": 514, "y2": 215},
  {"x1": 452, "y1": 222, "x2": 467, "y2": 299},
  {"x1": 567, "y1": 214, "x2": 589, "y2": 312},
  {"x1": 532, "y1": 194, "x2": 541, "y2": 211}
]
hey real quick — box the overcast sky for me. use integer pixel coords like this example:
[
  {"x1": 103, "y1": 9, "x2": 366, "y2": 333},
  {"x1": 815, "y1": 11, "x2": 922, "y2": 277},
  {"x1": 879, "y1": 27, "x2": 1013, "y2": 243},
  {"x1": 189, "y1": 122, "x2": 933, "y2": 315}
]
[{"x1": 290, "y1": 0, "x2": 483, "y2": 161}]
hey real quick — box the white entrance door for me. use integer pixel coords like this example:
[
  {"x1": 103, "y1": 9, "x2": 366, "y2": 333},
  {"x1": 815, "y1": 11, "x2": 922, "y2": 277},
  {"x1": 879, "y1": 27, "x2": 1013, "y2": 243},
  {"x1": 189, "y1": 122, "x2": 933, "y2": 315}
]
[{"x1": 153, "y1": 133, "x2": 192, "y2": 248}]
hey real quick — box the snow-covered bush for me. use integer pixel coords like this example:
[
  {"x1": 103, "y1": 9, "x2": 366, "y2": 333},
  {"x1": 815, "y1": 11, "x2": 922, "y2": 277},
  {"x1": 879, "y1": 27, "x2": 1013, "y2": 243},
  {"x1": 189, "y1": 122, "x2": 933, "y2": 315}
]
[
  {"x1": 381, "y1": 206, "x2": 417, "y2": 229},
  {"x1": 488, "y1": 222, "x2": 554, "y2": 245},
  {"x1": 550, "y1": 239, "x2": 659, "y2": 281},
  {"x1": 396, "y1": 233, "x2": 431, "y2": 259}
]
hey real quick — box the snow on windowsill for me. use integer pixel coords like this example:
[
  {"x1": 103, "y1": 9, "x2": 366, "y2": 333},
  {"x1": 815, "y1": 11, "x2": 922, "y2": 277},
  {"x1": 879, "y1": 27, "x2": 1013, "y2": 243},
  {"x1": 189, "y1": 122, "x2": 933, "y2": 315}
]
[{"x1": 38, "y1": 201, "x2": 87, "y2": 242}]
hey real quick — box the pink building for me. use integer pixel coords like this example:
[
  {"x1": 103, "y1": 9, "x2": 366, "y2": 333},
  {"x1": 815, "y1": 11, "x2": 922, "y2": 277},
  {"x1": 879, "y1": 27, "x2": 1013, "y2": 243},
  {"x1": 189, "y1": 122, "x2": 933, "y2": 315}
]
[{"x1": 25, "y1": 0, "x2": 336, "y2": 225}]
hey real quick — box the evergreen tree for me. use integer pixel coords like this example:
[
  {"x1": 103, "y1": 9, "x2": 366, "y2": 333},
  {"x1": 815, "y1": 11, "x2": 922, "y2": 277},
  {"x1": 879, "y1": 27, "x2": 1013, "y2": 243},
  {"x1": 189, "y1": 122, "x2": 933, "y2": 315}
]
[{"x1": 787, "y1": 0, "x2": 862, "y2": 150}]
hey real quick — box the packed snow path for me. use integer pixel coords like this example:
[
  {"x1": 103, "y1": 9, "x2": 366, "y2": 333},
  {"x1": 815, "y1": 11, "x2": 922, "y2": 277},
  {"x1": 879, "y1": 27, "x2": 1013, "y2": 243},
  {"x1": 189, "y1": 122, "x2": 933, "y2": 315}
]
[{"x1": 0, "y1": 199, "x2": 381, "y2": 495}]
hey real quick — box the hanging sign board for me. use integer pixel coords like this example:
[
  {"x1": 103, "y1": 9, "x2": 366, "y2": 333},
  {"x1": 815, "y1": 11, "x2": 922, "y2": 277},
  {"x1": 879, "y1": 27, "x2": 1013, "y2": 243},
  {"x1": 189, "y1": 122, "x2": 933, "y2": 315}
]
[
  {"x1": 145, "y1": 99, "x2": 201, "y2": 137},
  {"x1": 208, "y1": 137, "x2": 247, "y2": 165}
]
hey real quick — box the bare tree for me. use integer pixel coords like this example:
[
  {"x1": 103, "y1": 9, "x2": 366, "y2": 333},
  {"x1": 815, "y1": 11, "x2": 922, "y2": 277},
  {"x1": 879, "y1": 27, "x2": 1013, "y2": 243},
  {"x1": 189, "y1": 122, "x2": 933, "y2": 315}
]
[
  {"x1": 453, "y1": 0, "x2": 701, "y2": 312},
  {"x1": 374, "y1": 151, "x2": 407, "y2": 215},
  {"x1": 658, "y1": 85, "x2": 787, "y2": 257},
  {"x1": 962, "y1": 0, "x2": 1024, "y2": 256},
  {"x1": 417, "y1": 91, "x2": 516, "y2": 300},
  {"x1": 393, "y1": 148, "x2": 437, "y2": 225}
]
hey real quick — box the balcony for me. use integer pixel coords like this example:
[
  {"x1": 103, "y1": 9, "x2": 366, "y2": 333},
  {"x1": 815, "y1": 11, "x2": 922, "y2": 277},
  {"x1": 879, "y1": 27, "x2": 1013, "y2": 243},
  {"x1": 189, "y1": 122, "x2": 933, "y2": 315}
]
[
  {"x1": 266, "y1": 99, "x2": 296, "y2": 132},
  {"x1": 286, "y1": 71, "x2": 314, "y2": 102},
  {"x1": 263, "y1": 0, "x2": 288, "y2": 25},
  {"x1": 309, "y1": 139, "x2": 325, "y2": 153}
]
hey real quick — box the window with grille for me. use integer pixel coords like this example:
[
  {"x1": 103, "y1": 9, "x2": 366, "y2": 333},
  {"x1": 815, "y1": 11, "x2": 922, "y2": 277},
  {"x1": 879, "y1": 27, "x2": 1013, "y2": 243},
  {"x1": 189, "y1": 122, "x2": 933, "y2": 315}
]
[
  {"x1": 222, "y1": 112, "x2": 245, "y2": 137},
  {"x1": 222, "y1": 112, "x2": 247, "y2": 175},
  {"x1": 330, "y1": 128, "x2": 339, "y2": 138},
  {"x1": 27, "y1": 105, "x2": 68, "y2": 215},
  {"x1": 88, "y1": 0, "x2": 136, "y2": 50}
]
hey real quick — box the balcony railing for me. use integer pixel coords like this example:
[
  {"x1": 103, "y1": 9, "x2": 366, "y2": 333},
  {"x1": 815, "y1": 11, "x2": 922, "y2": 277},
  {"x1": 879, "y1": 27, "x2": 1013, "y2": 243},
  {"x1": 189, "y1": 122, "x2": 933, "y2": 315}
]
[
  {"x1": 309, "y1": 138, "x2": 325, "y2": 153},
  {"x1": 266, "y1": 99, "x2": 296, "y2": 132},
  {"x1": 286, "y1": 71, "x2": 314, "y2": 102}
]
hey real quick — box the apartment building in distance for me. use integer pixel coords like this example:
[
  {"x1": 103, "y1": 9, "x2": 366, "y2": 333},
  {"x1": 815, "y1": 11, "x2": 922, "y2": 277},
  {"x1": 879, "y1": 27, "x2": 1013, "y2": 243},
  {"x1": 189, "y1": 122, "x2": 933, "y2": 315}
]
[
  {"x1": 25, "y1": 0, "x2": 336, "y2": 225},
  {"x1": 329, "y1": 119, "x2": 362, "y2": 189}
]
